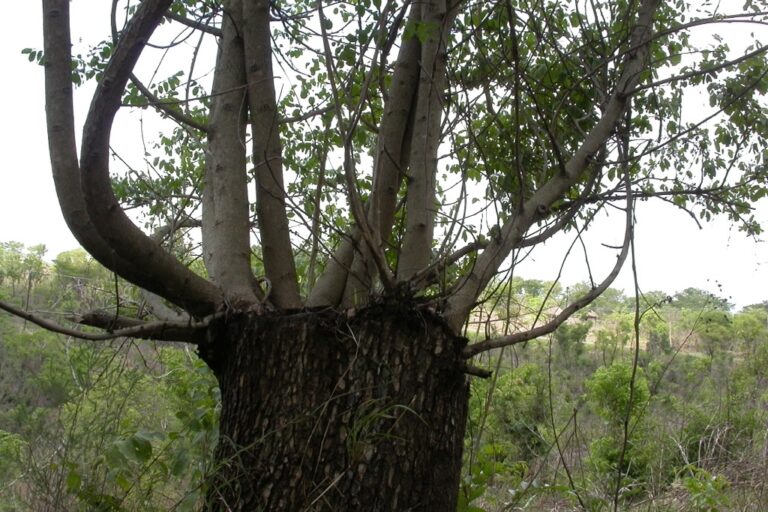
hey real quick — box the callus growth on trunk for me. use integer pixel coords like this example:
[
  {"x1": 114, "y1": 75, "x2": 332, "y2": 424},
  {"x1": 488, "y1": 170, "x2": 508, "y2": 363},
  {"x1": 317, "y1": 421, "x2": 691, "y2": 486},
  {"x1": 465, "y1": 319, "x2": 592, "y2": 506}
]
[{"x1": 201, "y1": 304, "x2": 469, "y2": 511}]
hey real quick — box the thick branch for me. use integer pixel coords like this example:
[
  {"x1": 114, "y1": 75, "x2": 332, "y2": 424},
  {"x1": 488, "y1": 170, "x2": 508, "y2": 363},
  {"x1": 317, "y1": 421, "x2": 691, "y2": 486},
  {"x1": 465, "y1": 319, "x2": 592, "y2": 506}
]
[
  {"x1": 369, "y1": 5, "x2": 421, "y2": 238},
  {"x1": 341, "y1": 3, "x2": 423, "y2": 304},
  {"x1": 242, "y1": 0, "x2": 301, "y2": 308},
  {"x1": 43, "y1": 0, "x2": 222, "y2": 317},
  {"x1": 443, "y1": 0, "x2": 661, "y2": 331},
  {"x1": 398, "y1": 0, "x2": 455, "y2": 280},
  {"x1": 306, "y1": 235, "x2": 355, "y2": 307},
  {"x1": 316, "y1": 1, "x2": 396, "y2": 304},
  {"x1": 76, "y1": 0, "x2": 223, "y2": 317},
  {"x1": 201, "y1": 0, "x2": 259, "y2": 306},
  {"x1": 518, "y1": 154, "x2": 604, "y2": 249},
  {"x1": 141, "y1": 219, "x2": 201, "y2": 321}
]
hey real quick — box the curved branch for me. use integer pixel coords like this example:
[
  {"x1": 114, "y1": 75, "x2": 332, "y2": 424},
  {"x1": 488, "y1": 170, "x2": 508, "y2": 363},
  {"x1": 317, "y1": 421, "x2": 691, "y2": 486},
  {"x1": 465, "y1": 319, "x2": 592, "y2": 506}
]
[
  {"x1": 43, "y1": 0, "x2": 220, "y2": 318},
  {"x1": 143, "y1": 219, "x2": 200, "y2": 321},
  {"x1": 75, "y1": 0, "x2": 223, "y2": 316},
  {"x1": 113, "y1": 6, "x2": 209, "y2": 133}
]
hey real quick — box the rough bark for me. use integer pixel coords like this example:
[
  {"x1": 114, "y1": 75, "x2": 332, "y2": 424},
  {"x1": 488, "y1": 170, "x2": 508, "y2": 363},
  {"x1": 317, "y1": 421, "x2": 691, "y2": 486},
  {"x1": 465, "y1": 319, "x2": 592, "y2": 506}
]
[{"x1": 200, "y1": 305, "x2": 469, "y2": 511}]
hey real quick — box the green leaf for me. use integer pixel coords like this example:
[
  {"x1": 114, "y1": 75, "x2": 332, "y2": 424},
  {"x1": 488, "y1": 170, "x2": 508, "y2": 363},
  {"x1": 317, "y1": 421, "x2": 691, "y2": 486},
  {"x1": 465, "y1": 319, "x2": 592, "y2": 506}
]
[
  {"x1": 170, "y1": 449, "x2": 190, "y2": 477},
  {"x1": 65, "y1": 470, "x2": 81, "y2": 493},
  {"x1": 115, "y1": 472, "x2": 133, "y2": 493},
  {"x1": 116, "y1": 435, "x2": 153, "y2": 464}
]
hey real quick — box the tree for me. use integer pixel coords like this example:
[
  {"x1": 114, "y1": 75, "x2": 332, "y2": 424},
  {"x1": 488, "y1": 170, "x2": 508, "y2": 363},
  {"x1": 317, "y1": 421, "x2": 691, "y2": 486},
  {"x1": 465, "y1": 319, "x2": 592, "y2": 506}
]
[
  {"x1": 696, "y1": 310, "x2": 733, "y2": 362},
  {"x1": 0, "y1": 242, "x2": 46, "y2": 310},
  {"x1": 3, "y1": 0, "x2": 768, "y2": 509},
  {"x1": 733, "y1": 306, "x2": 768, "y2": 355},
  {"x1": 673, "y1": 287, "x2": 733, "y2": 312},
  {"x1": 0, "y1": 242, "x2": 28, "y2": 298}
]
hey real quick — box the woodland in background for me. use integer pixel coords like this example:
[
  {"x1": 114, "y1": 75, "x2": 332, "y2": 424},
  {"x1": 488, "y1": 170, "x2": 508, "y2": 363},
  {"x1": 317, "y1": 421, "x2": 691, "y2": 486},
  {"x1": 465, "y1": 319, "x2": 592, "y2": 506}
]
[{"x1": 1, "y1": 241, "x2": 766, "y2": 511}]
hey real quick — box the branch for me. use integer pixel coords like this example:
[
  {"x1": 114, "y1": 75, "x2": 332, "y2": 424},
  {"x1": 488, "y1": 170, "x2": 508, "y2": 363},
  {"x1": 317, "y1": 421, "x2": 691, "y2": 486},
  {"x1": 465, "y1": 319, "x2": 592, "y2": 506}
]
[
  {"x1": 461, "y1": 363, "x2": 493, "y2": 378},
  {"x1": 165, "y1": 9, "x2": 222, "y2": 37},
  {"x1": 144, "y1": 219, "x2": 199, "y2": 321},
  {"x1": 201, "y1": 0, "x2": 259, "y2": 306},
  {"x1": 0, "y1": 299, "x2": 212, "y2": 344},
  {"x1": 42, "y1": 0, "x2": 221, "y2": 317},
  {"x1": 463, "y1": 172, "x2": 634, "y2": 358},
  {"x1": 76, "y1": 0, "x2": 224, "y2": 316},
  {"x1": 369, "y1": 4, "x2": 421, "y2": 240},
  {"x1": 340, "y1": 3, "x2": 422, "y2": 304},
  {"x1": 629, "y1": 43, "x2": 768, "y2": 96},
  {"x1": 120, "y1": 3, "x2": 210, "y2": 132},
  {"x1": 308, "y1": 3, "x2": 422, "y2": 306},
  {"x1": 409, "y1": 240, "x2": 488, "y2": 291},
  {"x1": 129, "y1": 73, "x2": 209, "y2": 132},
  {"x1": 76, "y1": 309, "x2": 209, "y2": 343},
  {"x1": 317, "y1": 1, "x2": 396, "y2": 300},
  {"x1": 398, "y1": 1, "x2": 456, "y2": 279},
  {"x1": 243, "y1": 0, "x2": 302, "y2": 308},
  {"x1": 443, "y1": 0, "x2": 661, "y2": 331},
  {"x1": 306, "y1": 235, "x2": 356, "y2": 307},
  {"x1": 518, "y1": 153, "x2": 605, "y2": 249},
  {"x1": 281, "y1": 104, "x2": 334, "y2": 124}
]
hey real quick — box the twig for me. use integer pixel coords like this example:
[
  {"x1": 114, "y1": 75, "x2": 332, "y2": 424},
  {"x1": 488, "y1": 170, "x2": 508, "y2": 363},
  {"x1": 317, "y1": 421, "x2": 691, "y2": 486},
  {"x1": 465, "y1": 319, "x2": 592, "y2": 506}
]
[{"x1": 0, "y1": 298, "x2": 217, "y2": 343}]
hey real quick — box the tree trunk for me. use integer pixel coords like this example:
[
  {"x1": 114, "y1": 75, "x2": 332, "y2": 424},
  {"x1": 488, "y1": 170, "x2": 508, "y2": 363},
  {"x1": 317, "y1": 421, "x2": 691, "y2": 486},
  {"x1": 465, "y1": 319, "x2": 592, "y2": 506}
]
[{"x1": 200, "y1": 303, "x2": 469, "y2": 511}]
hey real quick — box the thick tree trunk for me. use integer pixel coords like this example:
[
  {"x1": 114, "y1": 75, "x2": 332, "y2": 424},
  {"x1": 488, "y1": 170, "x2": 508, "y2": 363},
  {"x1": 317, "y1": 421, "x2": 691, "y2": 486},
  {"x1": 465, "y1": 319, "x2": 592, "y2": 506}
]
[{"x1": 200, "y1": 304, "x2": 469, "y2": 511}]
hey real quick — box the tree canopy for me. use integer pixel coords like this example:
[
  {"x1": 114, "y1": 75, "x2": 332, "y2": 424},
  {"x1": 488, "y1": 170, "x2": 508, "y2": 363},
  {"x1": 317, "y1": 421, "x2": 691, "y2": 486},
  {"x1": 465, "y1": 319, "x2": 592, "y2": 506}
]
[{"x1": 10, "y1": 0, "x2": 763, "y2": 350}]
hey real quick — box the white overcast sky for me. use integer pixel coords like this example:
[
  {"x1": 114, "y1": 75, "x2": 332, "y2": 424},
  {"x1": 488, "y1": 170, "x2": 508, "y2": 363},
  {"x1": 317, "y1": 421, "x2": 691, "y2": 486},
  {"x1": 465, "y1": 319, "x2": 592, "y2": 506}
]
[{"x1": 1, "y1": 1, "x2": 767, "y2": 310}]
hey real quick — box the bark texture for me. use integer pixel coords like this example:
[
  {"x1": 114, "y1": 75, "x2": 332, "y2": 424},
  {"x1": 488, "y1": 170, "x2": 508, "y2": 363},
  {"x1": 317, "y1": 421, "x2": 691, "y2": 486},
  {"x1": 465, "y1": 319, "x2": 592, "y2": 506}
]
[{"x1": 201, "y1": 305, "x2": 469, "y2": 511}]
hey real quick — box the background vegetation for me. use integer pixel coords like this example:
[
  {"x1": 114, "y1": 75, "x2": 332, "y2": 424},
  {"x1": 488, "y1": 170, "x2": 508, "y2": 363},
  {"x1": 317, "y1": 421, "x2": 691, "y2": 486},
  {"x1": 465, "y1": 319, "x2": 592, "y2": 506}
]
[{"x1": 1, "y1": 241, "x2": 766, "y2": 511}]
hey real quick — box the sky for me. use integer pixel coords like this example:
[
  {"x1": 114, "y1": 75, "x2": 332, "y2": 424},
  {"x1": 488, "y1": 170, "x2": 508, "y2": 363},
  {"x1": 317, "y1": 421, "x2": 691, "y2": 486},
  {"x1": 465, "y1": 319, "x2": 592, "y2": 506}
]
[{"x1": 1, "y1": 1, "x2": 767, "y2": 310}]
